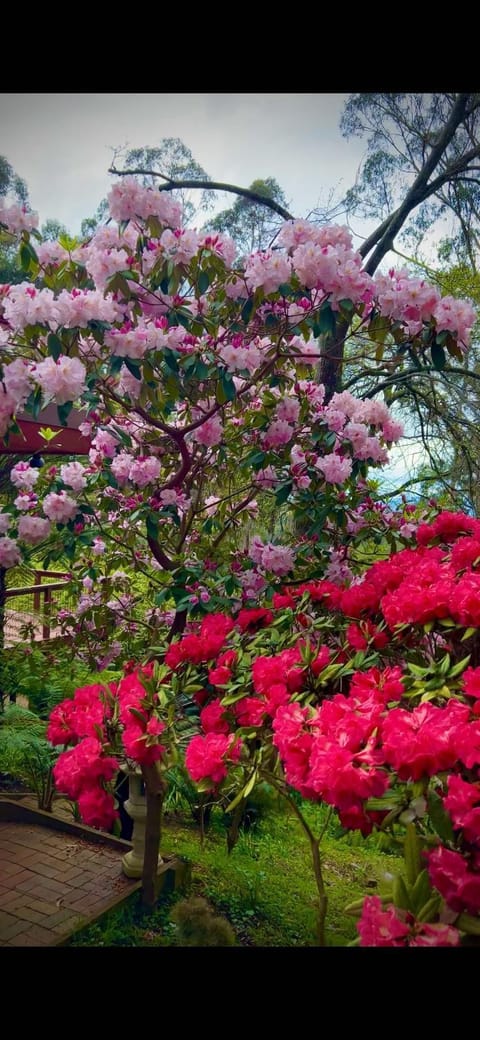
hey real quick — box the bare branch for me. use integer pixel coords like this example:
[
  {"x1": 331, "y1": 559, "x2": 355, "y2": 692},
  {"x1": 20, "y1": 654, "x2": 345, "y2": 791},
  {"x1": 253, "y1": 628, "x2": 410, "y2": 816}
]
[{"x1": 109, "y1": 166, "x2": 294, "y2": 222}]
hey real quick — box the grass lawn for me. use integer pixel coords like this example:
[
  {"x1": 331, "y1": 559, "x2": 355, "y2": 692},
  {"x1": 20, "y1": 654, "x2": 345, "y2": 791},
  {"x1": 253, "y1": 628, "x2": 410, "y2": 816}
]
[{"x1": 70, "y1": 798, "x2": 403, "y2": 947}]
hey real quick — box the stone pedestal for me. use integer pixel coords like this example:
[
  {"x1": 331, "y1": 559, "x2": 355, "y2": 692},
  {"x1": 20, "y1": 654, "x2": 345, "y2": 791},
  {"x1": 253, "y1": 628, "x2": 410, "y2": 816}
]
[{"x1": 121, "y1": 769, "x2": 164, "y2": 879}]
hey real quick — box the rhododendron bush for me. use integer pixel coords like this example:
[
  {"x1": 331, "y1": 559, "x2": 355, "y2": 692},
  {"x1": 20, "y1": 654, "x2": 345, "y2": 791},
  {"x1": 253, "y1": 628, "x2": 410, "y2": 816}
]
[
  {"x1": 0, "y1": 179, "x2": 475, "y2": 658},
  {"x1": 2, "y1": 178, "x2": 479, "y2": 942}
]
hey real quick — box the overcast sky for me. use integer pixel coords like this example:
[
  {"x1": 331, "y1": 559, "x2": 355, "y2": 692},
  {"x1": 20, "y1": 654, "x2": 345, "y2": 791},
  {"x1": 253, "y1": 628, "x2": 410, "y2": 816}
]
[{"x1": 0, "y1": 93, "x2": 369, "y2": 236}]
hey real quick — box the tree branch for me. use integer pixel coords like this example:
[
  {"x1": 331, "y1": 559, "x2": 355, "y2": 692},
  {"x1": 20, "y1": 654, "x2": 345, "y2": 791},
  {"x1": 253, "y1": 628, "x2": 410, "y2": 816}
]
[
  {"x1": 359, "y1": 94, "x2": 472, "y2": 273},
  {"x1": 109, "y1": 167, "x2": 294, "y2": 222}
]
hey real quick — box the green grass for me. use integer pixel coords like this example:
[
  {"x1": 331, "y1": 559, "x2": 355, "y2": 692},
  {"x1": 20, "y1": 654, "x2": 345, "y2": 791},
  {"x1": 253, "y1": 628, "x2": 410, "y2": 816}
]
[{"x1": 70, "y1": 801, "x2": 402, "y2": 948}]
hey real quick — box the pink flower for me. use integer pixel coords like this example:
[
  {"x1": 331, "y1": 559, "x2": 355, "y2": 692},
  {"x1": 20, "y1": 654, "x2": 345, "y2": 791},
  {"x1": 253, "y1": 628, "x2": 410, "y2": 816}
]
[
  {"x1": 53, "y1": 738, "x2": 118, "y2": 800},
  {"x1": 316, "y1": 453, "x2": 353, "y2": 484},
  {"x1": 47, "y1": 699, "x2": 77, "y2": 745},
  {"x1": 17, "y1": 515, "x2": 51, "y2": 545},
  {"x1": 60, "y1": 461, "x2": 87, "y2": 491},
  {"x1": 10, "y1": 462, "x2": 39, "y2": 491},
  {"x1": 0, "y1": 512, "x2": 12, "y2": 536},
  {"x1": 245, "y1": 251, "x2": 292, "y2": 295},
  {"x1": 129, "y1": 456, "x2": 162, "y2": 488},
  {"x1": 200, "y1": 699, "x2": 230, "y2": 734},
  {"x1": 110, "y1": 453, "x2": 134, "y2": 484},
  {"x1": 191, "y1": 415, "x2": 224, "y2": 448},
  {"x1": 33, "y1": 355, "x2": 86, "y2": 405},
  {"x1": 77, "y1": 786, "x2": 118, "y2": 831},
  {"x1": 357, "y1": 896, "x2": 459, "y2": 947},
  {"x1": 263, "y1": 419, "x2": 293, "y2": 450},
  {"x1": 357, "y1": 897, "x2": 410, "y2": 946},
  {"x1": 462, "y1": 667, "x2": 480, "y2": 701},
  {"x1": 43, "y1": 491, "x2": 78, "y2": 524},
  {"x1": 0, "y1": 536, "x2": 21, "y2": 568},
  {"x1": 260, "y1": 543, "x2": 295, "y2": 576},
  {"x1": 427, "y1": 844, "x2": 480, "y2": 914},
  {"x1": 185, "y1": 733, "x2": 241, "y2": 787}
]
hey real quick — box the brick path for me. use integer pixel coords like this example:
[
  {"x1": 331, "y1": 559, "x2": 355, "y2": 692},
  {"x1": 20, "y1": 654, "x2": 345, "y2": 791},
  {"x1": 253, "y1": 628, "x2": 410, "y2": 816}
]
[{"x1": 0, "y1": 820, "x2": 139, "y2": 945}]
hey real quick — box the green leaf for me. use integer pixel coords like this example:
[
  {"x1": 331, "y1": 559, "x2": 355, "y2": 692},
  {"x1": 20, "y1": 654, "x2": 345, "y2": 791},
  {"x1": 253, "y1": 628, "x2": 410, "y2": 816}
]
[
  {"x1": 198, "y1": 271, "x2": 210, "y2": 294},
  {"x1": 163, "y1": 349, "x2": 179, "y2": 373},
  {"x1": 368, "y1": 313, "x2": 389, "y2": 345},
  {"x1": 428, "y1": 789, "x2": 455, "y2": 844},
  {"x1": 243, "y1": 770, "x2": 258, "y2": 800},
  {"x1": 19, "y1": 240, "x2": 38, "y2": 274},
  {"x1": 435, "y1": 330, "x2": 449, "y2": 346},
  {"x1": 415, "y1": 895, "x2": 441, "y2": 923},
  {"x1": 241, "y1": 298, "x2": 254, "y2": 324},
  {"x1": 317, "y1": 303, "x2": 336, "y2": 337},
  {"x1": 404, "y1": 822, "x2": 422, "y2": 886},
  {"x1": 124, "y1": 358, "x2": 142, "y2": 380},
  {"x1": 146, "y1": 514, "x2": 159, "y2": 541},
  {"x1": 57, "y1": 402, "x2": 73, "y2": 426},
  {"x1": 275, "y1": 481, "x2": 293, "y2": 505},
  {"x1": 37, "y1": 426, "x2": 61, "y2": 443},
  {"x1": 392, "y1": 875, "x2": 411, "y2": 911},
  {"x1": 439, "y1": 653, "x2": 451, "y2": 676},
  {"x1": 431, "y1": 342, "x2": 446, "y2": 371},
  {"x1": 109, "y1": 354, "x2": 123, "y2": 375},
  {"x1": 216, "y1": 373, "x2": 236, "y2": 405},
  {"x1": 455, "y1": 912, "x2": 480, "y2": 935},
  {"x1": 47, "y1": 333, "x2": 63, "y2": 361},
  {"x1": 410, "y1": 869, "x2": 434, "y2": 917},
  {"x1": 243, "y1": 450, "x2": 266, "y2": 468},
  {"x1": 447, "y1": 654, "x2": 471, "y2": 678}
]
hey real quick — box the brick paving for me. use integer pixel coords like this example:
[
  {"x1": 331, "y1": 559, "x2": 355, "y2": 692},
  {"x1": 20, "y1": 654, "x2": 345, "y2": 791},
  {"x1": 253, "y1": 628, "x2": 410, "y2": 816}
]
[{"x1": 0, "y1": 820, "x2": 139, "y2": 946}]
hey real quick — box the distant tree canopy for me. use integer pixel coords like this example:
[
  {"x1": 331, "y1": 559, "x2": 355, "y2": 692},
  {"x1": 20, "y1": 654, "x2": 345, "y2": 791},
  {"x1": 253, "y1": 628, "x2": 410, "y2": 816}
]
[
  {"x1": 342, "y1": 93, "x2": 480, "y2": 274},
  {"x1": 204, "y1": 177, "x2": 289, "y2": 257},
  {"x1": 0, "y1": 156, "x2": 28, "y2": 205},
  {"x1": 0, "y1": 154, "x2": 29, "y2": 284}
]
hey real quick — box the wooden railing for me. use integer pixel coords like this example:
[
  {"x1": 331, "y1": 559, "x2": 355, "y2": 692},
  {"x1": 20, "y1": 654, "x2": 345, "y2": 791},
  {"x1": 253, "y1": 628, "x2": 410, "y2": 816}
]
[{"x1": 4, "y1": 570, "x2": 70, "y2": 642}]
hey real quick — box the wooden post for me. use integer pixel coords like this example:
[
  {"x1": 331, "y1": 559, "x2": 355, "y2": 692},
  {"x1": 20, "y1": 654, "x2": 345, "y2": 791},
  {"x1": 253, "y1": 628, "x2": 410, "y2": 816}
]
[
  {"x1": 33, "y1": 571, "x2": 41, "y2": 614},
  {"x1": 43, "y1": 586, "x2": 51, "y2": 641}
]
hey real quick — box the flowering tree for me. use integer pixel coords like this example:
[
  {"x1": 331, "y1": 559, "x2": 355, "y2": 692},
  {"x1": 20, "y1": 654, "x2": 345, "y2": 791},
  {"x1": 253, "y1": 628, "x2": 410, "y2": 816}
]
[
  {"x1": 0, "y1": 180, "x2": 474, "y2": 638},
  {"x1": 0, "y1": 177, "x2": 478, "y2": 931}
]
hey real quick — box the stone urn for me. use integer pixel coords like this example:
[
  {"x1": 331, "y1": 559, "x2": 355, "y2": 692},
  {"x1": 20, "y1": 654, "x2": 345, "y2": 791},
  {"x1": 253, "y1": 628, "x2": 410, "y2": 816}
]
[{"x1": 120, "y1": 765, "x2": 164, "y2": 879}]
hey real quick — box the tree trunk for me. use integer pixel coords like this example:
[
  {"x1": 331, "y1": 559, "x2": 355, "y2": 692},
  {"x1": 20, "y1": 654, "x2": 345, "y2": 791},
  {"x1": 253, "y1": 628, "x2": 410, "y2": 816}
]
[{"x1": 317, "y1": 329, "x2": 347, "y2": 402}]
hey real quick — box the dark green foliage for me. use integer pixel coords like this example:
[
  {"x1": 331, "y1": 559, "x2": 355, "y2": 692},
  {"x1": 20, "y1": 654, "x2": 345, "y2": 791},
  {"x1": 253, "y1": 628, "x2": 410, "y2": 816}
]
[{"x1": 0, "y1": 704, "x2": 56, "y2": 809}]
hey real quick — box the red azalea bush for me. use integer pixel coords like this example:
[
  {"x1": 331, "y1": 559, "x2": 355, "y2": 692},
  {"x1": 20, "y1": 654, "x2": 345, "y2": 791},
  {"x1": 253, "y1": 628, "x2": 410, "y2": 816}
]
[{"x1": 48, "y1": 510, "x2": 480, "y2": 945}]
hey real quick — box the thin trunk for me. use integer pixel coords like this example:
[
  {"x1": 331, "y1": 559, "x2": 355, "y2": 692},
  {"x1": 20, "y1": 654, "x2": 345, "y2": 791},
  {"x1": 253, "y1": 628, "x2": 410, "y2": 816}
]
[
  {"x1": 168, "y1": 609, "x2": 187, "y2": 642},
  {"x1": 268, "y1": 776, "x2": 329, "y2": 945},
  {"x1": 141, "y1": 763, "x2": 165, "y2": 908},
  {"x1": 310, "y1": 837, "x2": 328, "y2": 946}
]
